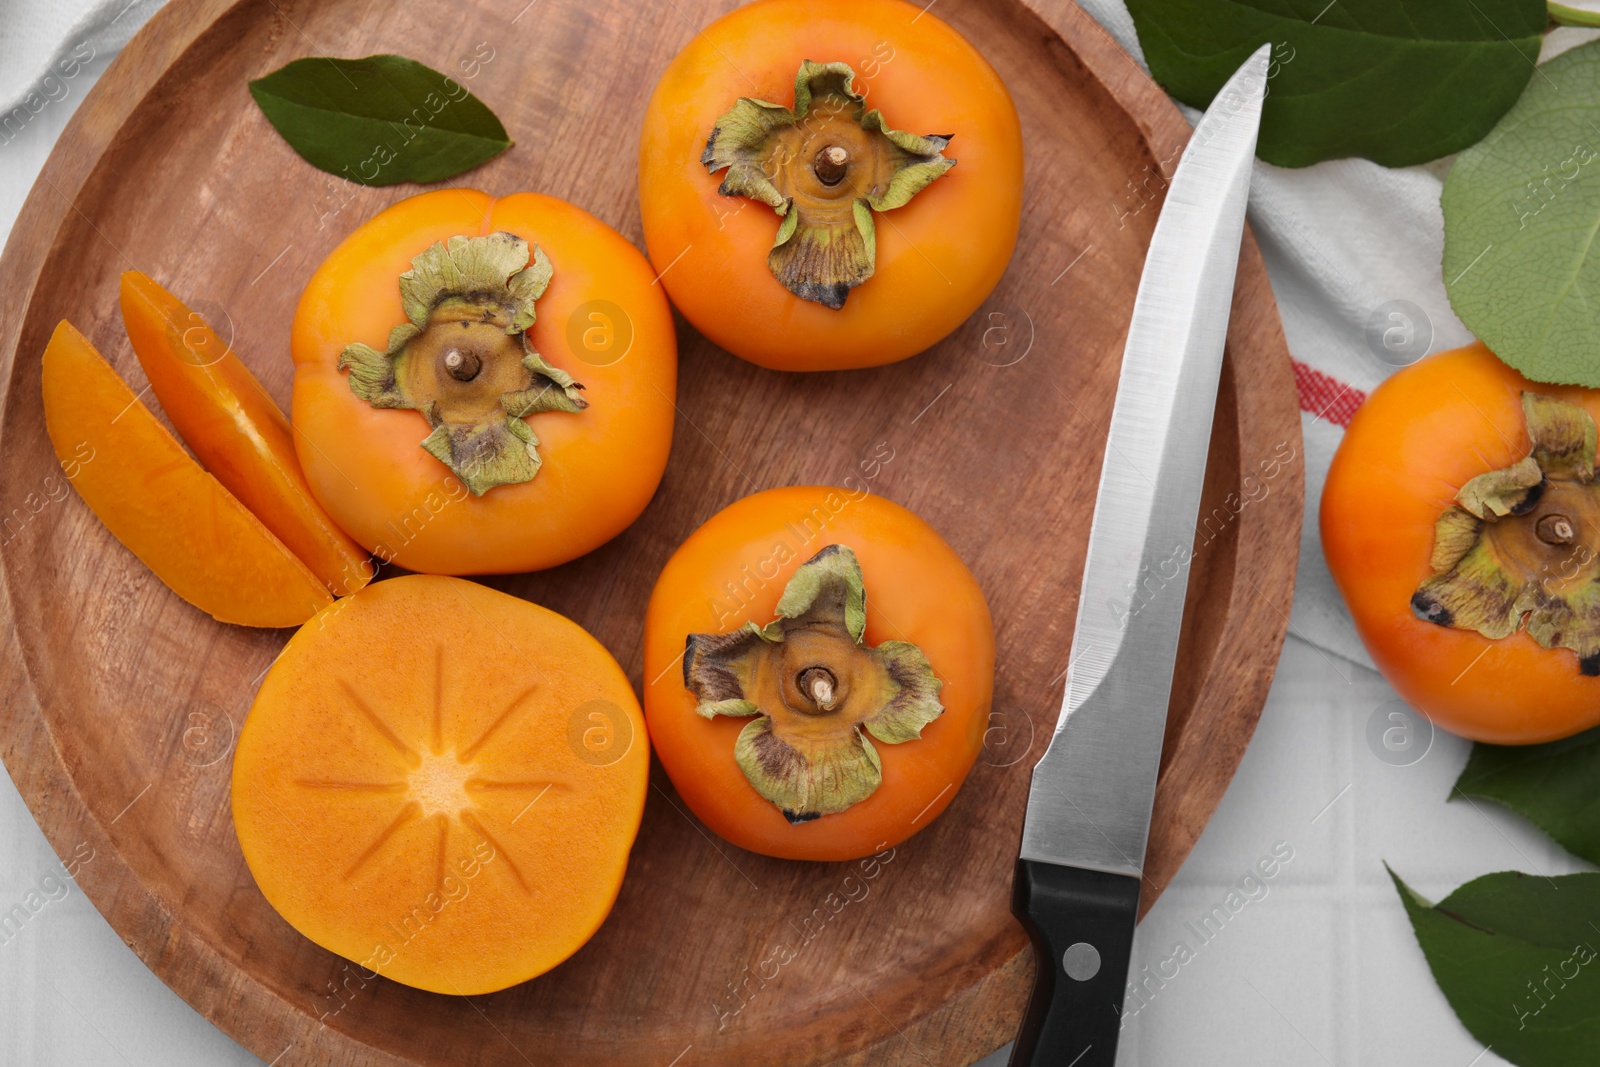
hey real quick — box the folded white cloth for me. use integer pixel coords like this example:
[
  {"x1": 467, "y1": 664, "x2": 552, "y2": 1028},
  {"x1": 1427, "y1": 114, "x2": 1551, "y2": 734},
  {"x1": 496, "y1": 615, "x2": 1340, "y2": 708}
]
[
  {"x1": 0, "y1": 0, "x2": 164, "y2": 121},
  {"x1": 0, "y1": 0, "x2": 167, "y2": 251}
]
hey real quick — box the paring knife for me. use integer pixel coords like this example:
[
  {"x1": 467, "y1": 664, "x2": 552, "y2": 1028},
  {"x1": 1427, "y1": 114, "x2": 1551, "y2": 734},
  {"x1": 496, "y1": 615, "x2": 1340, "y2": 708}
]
[{"x1": 1008, "y1": 45, "x2": 1270, "y2": 1067}]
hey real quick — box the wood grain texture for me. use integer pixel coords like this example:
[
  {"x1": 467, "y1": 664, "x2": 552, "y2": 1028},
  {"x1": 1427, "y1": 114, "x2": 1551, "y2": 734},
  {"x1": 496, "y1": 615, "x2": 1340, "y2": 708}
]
[{"x1": 0, "y1": 0, "x2": 1301, "y2": 1064}]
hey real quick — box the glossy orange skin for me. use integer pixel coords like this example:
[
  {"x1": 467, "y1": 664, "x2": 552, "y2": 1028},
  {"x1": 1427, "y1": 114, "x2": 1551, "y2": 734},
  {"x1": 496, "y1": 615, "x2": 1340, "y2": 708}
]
[
  {"x1": 638, "y1": 0, "x2": 1024, "y2": 371},
  {"x1": 1323, "y1": 342, "x2": 1600, "y2": 744},
  {"x1": 292, "y1": 190, "x2": 677, "y2": 575},
  {"x1": 121, "y1": 272, "x2": 371, "y2": 596},
  {"x1": 644, "y1": 487, "x2": 994, "y2": 860}
]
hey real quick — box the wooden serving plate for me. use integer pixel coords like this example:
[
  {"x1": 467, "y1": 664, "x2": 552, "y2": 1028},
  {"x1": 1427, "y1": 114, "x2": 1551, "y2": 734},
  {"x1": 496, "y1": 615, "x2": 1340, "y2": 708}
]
[{"x1": 0, "y1": 0, "x2": 1301, "y2": 1063}]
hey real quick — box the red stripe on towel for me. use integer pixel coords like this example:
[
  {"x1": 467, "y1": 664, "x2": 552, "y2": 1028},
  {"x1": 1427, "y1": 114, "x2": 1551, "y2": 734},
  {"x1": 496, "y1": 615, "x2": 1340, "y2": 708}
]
[{"x1": 1293, "y1": 360, "x2": 1366, "y2": 428}]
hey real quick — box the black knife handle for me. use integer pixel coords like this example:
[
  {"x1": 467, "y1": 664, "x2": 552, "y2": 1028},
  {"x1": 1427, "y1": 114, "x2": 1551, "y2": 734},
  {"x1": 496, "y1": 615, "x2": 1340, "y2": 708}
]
[{"x1": 1008, "y1": 858, "x2": 1142, "y2": 1067}]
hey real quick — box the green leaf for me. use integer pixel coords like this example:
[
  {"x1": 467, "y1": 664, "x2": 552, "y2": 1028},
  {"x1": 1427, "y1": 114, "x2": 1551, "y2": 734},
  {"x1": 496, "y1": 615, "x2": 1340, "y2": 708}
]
[
  {"x1": 1454, "y1": 726, "x2": 1600, "y2": 866},
  {"x1": 1442, "y1": 41, "x2": 1600, "y2": 387},
  {"x1": 248, "y1": 54, "x2": 511, "y2": 186},
  {"x1": 1392, "y1": 867, "x2": 1600, "y2": 1065},
  {"x1": 1124, "y1": 0, "x2": 1545, "y2": 168}
]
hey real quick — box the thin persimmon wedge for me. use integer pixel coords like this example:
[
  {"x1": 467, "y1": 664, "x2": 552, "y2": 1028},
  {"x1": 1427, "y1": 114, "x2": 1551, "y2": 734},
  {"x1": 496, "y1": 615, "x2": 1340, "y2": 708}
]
[
  {"x1": 120, "y1": 271, "x2": 370, "y2": 596},
  {"x1": 41, "y1": 320, "x2": 331, "y2": 627}
]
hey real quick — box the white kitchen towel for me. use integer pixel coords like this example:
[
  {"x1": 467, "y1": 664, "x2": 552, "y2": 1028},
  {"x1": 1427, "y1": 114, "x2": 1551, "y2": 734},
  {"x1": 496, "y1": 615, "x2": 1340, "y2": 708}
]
[{"x1": 0, "y1": 0, "x2": 164, "y2": 127}]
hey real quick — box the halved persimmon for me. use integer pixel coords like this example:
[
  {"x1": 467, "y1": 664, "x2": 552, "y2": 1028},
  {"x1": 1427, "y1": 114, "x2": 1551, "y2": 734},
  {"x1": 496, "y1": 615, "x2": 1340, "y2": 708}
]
[
  {"x1": 120, "y1": 272, "x2": 371, "y2": 596},
  {"x1": 40, "y1": 320, "x2": 331, "y2": 627},
  {"x1": 232, "y1": 575, "x2": 648, "y2": 994}
]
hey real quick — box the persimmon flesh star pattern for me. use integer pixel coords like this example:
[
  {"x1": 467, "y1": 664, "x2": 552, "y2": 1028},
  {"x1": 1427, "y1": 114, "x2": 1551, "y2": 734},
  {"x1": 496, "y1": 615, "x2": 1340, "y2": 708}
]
[{"x1": 232, "y1": 575, "x2": 648, "y2": 994}]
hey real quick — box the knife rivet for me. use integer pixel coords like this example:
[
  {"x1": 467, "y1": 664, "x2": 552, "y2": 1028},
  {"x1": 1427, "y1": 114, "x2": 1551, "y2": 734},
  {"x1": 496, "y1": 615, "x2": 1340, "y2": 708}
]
[{"x1": 1063, "y1": 942, "x2": 1100, "y2": 981}]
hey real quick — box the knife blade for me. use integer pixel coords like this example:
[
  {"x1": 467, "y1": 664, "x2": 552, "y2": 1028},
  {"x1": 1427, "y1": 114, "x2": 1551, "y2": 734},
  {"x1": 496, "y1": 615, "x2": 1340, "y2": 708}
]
[{"x1": 1008, "y1": 45, "x2": 1270, "y2": 1067}]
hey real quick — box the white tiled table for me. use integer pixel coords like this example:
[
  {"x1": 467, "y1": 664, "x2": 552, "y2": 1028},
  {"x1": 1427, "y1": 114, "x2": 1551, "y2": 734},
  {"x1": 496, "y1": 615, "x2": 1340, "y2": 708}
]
[{"x1": 3, "y1": 10, "x2": 1582, "y2": 1066}]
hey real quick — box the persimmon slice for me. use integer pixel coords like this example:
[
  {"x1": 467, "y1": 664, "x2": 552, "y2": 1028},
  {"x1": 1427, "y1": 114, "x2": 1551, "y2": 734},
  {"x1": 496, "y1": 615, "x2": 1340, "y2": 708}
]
[
  {"x1": 120, "y1": 272, "x2": 371, "y2": 596},
  {"x1": 40, "y1": 320, "x2": 331, "y2": 628},
  {"x1": 231, "y1": 575, "x2": 648, "y2": 995}
]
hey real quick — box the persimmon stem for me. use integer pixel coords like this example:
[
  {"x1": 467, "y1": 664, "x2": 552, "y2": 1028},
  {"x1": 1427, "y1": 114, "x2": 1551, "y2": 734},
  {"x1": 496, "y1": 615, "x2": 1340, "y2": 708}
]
[
  {"x1": 1538, "y1": 513, "x2": 1577, "y2": 545},
  {"x1": 701, "y1": 60, "x2": 956, "y2": 310},
  {"x1": 800, "y1": 666, "x2": 838, "y2": 711},
  {"x1": 683, "y1": 544, "x2": 945, "y2": 821},
  {"x1": 814, "y1": 145, "x2": 848, "y2": 186},
  {"x1": 337, "y1": 233, "x2": 586, "y2": 497},
  {"x1": 443, "y1": 348, "x2": 481, "y2": 382},
  {"x1": 1416, "y1": 391, "x2": 1600, "y2": 675}
]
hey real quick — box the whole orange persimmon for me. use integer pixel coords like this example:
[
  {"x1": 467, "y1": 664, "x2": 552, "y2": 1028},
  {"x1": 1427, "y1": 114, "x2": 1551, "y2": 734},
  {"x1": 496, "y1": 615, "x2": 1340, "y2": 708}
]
[
  {"x1": 638, "y1": 0, "x2": 1023, "y2": 371},
  {"x1": 292, "y1": 189, "x2": 676, "y2": 575},
  {"x1": 643, "y1": 486, "x2": 994, "y2": 860},
  {"x1": 1324, "y1": 343, "x2": 1600, "y2": 744}
]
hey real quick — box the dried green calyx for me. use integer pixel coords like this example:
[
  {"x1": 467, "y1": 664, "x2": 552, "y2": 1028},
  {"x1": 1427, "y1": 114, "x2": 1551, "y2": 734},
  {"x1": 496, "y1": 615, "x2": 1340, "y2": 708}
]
[
  {"x1": 338, "y1": 232, "x2": 586, "y2": 496},
  {"x1": 684, "y1": 544, "x2": 944, "y2": 822},
  {"x1": 1414, "y1": 392, "x2": 1600, "y2": 674},
  {"x1": 702, "y1": 60, "x2": 956, "y2": 310}
]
